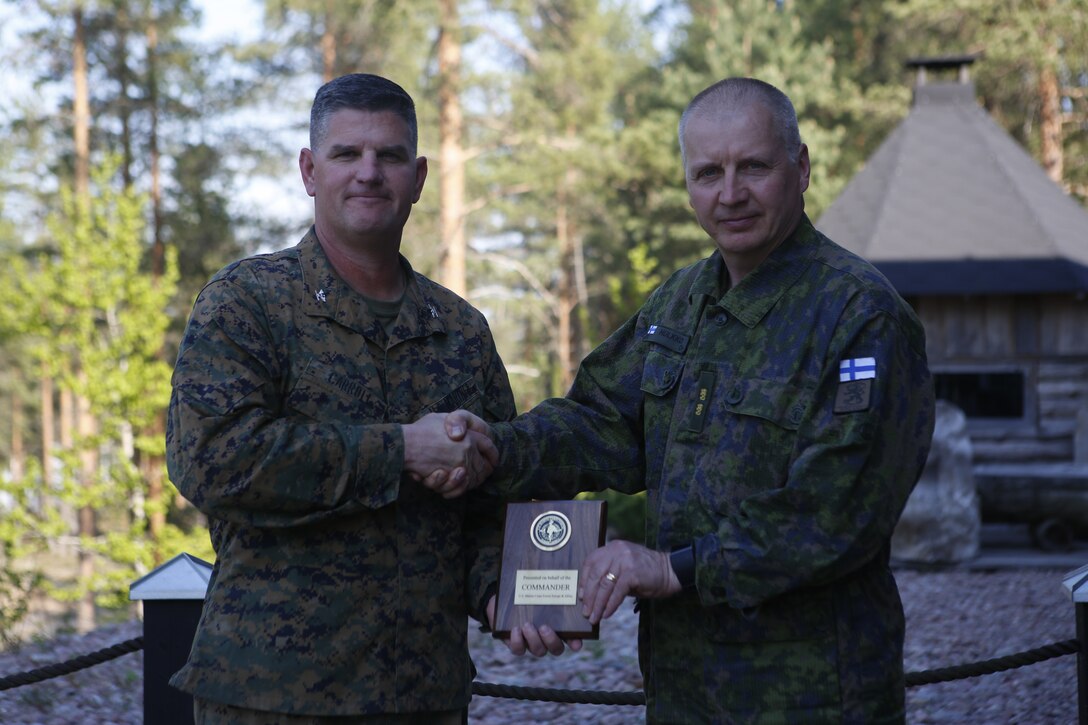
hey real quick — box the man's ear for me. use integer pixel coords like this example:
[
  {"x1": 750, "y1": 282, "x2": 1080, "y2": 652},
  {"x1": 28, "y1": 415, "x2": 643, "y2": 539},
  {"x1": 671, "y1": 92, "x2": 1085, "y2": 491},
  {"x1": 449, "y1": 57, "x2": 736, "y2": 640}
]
[
  {"x1": 412, "y1": 156, "x2": 428, "y2": 203},
  {"x1": 299, "y1": 148, "x2": 317, "y2": 198},
  {"x1": 797, "y1": 143, "x2": 810, "y2": 194}
]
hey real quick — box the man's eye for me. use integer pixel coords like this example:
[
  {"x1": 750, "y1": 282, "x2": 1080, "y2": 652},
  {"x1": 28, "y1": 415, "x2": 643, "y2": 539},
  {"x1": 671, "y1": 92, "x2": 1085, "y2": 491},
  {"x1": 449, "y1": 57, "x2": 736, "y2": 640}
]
[{"x1": 698, "y1": 167, "x2": 720, "y2": 179}]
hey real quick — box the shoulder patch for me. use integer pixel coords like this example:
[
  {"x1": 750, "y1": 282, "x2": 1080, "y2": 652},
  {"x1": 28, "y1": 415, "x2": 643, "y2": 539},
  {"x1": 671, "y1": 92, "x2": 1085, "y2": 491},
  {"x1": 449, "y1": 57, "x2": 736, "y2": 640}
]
[
  {"x1": 834, "y1": 379, "x2": 871, "y2": 414},
  {"x1": 839, "y1": 357, "x2": 876, "y2": 381}
]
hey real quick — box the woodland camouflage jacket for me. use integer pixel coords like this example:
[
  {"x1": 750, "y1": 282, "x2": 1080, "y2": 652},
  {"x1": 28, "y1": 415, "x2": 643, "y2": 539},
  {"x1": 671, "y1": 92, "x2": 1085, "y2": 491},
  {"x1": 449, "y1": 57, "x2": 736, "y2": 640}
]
[
  {"x1": 491, "y1": 216, "x2": 935, "y2": 724},
  {"x1": 166, "y1": 229, "x2": 515, "y2": 715}
]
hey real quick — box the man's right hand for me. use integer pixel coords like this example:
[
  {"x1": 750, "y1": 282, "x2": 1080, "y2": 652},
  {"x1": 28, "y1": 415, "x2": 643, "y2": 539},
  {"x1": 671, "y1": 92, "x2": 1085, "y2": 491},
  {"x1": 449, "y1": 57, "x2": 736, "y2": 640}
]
[
  {"x1": 403, "y1": 413, "x2": 497, "y2": 498},
  {"x1": 444, "y1": 409, "x2": 493, "y2": 443},
  {"x1": 414, "y1": 410, "x2": 497, "y2": 495}
]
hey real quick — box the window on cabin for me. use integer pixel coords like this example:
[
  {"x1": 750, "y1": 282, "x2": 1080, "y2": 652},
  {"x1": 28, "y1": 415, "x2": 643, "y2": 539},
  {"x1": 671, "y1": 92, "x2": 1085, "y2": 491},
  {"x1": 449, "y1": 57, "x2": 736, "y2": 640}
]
[{"x1": 933, "y1": 370, "x2": 1025, "y2": 419}]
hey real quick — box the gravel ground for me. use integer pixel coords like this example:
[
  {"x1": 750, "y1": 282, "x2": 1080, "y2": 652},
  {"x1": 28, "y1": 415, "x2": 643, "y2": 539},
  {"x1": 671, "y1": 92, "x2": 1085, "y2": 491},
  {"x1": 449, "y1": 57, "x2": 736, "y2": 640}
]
[{"x1": 0, "y1": 567, "x2": 1078, "y2": 724}]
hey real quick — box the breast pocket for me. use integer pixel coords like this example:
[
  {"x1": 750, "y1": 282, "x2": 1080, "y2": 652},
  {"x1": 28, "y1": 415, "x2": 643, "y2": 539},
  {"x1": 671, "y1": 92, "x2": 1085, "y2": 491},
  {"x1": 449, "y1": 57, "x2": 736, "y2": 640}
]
[
  {"x1": 640, "y1": 349, "x2": 684, "y2": 398},
  {"x1": 713, "y1": 376, "x2": 814, "y2": 498},
  {"x1": 726, "y1": 377, "x2": 811, "y2": 430},
  {"x1": 415, "y1": 375, "x2": 483, "y2": 416},
  {"x1": 285, "y1": 357, "x2": 386, "y2": 422}
]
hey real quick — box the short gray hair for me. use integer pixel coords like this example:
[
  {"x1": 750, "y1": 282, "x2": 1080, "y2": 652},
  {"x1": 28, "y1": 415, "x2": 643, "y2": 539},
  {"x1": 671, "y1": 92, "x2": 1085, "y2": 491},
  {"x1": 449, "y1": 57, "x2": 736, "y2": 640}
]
[
  {"x1": 678, "y1": 78, "x2": 802, "y2": 165},
  {"x1": 309, "y1": 73, "x2": 418, "y2": 153}
]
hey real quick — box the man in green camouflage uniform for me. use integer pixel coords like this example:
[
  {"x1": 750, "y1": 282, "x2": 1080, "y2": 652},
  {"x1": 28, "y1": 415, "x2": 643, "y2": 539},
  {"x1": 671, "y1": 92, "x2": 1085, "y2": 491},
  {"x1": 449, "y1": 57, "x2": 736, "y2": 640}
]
[
  {"x1": 446, "y1": 78, "x2": 935, "y2": 723},
  {"x1": 167, "y1": 73, "x2": 515, "y2": 723}
]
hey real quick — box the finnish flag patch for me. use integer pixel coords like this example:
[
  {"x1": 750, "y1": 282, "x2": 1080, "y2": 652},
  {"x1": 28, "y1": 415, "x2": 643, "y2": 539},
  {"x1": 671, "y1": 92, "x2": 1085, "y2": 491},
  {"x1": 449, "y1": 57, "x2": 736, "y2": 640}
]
[
  {"x1": 645, "y1": 323, "x2": 688, "y2": 353},
  {"x1": 839, "y1": 357, "x2": 876, "y2": 382}
]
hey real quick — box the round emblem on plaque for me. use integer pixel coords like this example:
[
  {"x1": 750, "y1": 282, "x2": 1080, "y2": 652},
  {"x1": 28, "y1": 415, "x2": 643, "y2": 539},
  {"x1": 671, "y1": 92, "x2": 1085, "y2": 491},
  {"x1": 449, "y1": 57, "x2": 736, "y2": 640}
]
[{"x1": 530, "y1": 511, "x2": 572, "y2": 552}]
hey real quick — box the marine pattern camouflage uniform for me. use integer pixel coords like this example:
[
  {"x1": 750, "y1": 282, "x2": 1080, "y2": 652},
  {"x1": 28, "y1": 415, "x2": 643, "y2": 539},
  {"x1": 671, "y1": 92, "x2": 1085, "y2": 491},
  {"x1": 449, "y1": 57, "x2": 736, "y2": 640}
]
[
  {"x1": 491, "y1": 216, "x2": 935, "y2": 724},
  {"x1": 167, "y1": 229, "x2": 515, "y2": 716}
]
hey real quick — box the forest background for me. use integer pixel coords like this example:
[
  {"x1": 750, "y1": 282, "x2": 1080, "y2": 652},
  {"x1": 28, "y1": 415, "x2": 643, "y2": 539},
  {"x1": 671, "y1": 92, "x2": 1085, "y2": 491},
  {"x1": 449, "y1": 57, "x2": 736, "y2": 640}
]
[{"x1": 0, "y1": 0, "x2": 1085, "y2": 638}]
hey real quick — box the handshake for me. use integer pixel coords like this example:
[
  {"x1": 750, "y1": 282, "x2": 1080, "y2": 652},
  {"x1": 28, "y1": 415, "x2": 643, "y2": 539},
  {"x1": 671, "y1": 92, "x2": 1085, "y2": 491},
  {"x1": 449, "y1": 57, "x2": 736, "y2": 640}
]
[{"x1": 402, "y1": 410, "x2": 496, "y2": 498}]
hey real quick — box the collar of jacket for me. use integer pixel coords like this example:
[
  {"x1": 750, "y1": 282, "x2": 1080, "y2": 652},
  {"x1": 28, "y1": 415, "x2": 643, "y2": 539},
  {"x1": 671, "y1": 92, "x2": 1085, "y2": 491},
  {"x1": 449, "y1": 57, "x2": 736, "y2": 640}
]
[
  {"x1": 295, "y1": 227, "x2": 449, "y2": 342},
  {"x1": 687, "y1": 214, "x2": 821, "y2": 330}
]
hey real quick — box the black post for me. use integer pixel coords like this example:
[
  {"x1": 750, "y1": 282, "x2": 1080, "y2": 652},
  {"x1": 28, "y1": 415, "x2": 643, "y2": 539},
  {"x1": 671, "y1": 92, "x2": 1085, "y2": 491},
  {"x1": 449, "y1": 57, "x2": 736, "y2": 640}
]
[
  {"x1": 130, "y1": 553, "x2": 211, "y2": 724},
  {"x1": 143, "y1": 596, "x2": 203, "y2": 722},
  {"x1": 1078, "y1": 603, "x2": 1088, "y2": 725},
  {"x1": 143, "y1": 598, "x2": 203, "y2": 725}
]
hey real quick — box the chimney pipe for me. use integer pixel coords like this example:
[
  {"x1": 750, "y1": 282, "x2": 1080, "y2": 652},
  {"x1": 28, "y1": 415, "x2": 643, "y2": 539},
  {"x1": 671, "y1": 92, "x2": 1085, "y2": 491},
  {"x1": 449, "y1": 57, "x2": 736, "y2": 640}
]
[{"x1": 905, "y1": 54, "x2": 981, "y2": 87}]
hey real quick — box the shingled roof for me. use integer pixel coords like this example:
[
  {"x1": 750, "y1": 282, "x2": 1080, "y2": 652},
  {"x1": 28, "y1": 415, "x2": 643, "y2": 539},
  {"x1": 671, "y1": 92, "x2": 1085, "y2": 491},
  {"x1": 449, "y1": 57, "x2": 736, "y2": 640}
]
[{"x1": 817, "y1": 57, "x2": 1088, "y2": 295}]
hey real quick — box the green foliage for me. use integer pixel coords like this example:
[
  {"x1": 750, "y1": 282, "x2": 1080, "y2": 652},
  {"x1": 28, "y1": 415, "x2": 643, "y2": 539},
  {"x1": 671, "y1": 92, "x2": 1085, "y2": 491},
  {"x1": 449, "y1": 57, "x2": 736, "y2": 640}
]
[
  {"x1": 607, "y1": 243, "x2": 664, "y2": 319},
  {"x1": 40, "y1": 162, "x2": 178, "y2": 434},
  {"x1": 0, "y1": 458, "x2": 67, "y2": 643},
  {"x1": 0, "y1": 157, "x2": 188, "y2": 613}
]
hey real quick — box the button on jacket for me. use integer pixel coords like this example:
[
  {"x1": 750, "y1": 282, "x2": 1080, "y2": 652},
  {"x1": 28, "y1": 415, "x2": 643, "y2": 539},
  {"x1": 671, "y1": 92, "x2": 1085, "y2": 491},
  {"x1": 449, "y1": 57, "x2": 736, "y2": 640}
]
[
  {"x1": 167, "y1": 229, "x2": 515, "y2": 715},
  {"x1": 491, "y1": 216, "x2": 935, "y2": 723}
]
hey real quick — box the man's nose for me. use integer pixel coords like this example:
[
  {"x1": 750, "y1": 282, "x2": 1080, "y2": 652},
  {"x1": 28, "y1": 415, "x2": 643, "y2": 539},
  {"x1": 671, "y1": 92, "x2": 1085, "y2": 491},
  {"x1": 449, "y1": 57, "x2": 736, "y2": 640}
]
[
  {"x1": 354, "y1": 153, "x2": 382, "y2": 183},
  {"x1": 717, "y1": 171, "x2": 747, "y2": 205}
]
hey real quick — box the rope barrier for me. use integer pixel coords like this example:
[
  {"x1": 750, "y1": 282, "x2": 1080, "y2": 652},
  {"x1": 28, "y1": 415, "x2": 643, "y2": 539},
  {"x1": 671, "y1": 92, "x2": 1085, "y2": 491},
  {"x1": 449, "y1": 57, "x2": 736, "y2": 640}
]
[
  {"x1": 904, "y1": 638, "x2": 1080, "y2": 687},
  {"x1": 0, "y1": 636, "x2": 1078, "y2": 703},
  {"x1": 472, "y1": 681, "x2": 645, "y2": 705},
  {"x1": 0, "y1": 636, "x2": 144, "y2": 692}
]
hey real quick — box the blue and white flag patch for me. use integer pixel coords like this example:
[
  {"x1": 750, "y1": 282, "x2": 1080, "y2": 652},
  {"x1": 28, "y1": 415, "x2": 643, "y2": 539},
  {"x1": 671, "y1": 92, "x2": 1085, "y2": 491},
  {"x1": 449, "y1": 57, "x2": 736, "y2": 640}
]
[
  {"x1": 645, "y1": 323, "x2": 689, "y2": 353},
  {"x1": 839, "y1": 357, "x2": 876, "y2": 382}
]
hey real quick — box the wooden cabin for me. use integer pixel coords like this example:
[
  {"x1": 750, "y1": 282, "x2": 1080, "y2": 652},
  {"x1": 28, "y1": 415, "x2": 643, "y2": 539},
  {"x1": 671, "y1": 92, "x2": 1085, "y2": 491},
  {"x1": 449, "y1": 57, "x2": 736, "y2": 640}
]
[{"x1": 818, "y1": 57, "x2": 1088, "y2": 540}]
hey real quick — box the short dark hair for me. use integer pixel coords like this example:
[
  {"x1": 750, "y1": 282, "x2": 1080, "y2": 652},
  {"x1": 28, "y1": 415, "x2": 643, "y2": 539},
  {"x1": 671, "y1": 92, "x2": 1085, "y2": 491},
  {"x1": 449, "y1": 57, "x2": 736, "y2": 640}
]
[
  {"x1": 309, "y1": 73, "x2": 418, "y2": 153},
  {"x1": 679, "y1": 78, "x2": 802, "y2": 165}
]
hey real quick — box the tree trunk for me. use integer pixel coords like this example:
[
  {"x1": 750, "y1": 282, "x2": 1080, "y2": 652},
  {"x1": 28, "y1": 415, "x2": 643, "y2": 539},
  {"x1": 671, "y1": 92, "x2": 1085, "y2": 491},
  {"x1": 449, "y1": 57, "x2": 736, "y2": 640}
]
[
  {"x1": 143, "y1": 417, "x2": 166, "y2": 564},
  {"x1": 438, "y1": 0, "x2": 466, "y2": 296},
  {"x1": 143, "y1": 4, "x2": 167, "y2": 564},
  {"x1": 1039, "y1": 63, "x2": 1063, "y2": 184},
  {"x1": 71, "y1": 4, "x2": 95, "y2": 634},
  {"x1": 11, "y1": 381, "x2": 24, "y2": 483},
  {"x1": 59, "y1": 384, "x2": 73, "y2": 535},
  {"x1": 76, "y1": 389, "x2": 97, "y2": 634},
  {"x1": 322, "y1": 0, "x2": 336, "y2": 82},
  {"x1": 554, "y1": 124, "x2": 587, "y2": 394},
  {"x1": 116, "y1": 4, "x2": 133, "y2": 187},
  {"x1": 60, "y1": 388, "x2": 72, "y2": 453},
  {"x1": 73, "y1": 4, "x2": 90, "y2": 199},
  {"x1": 147, "y1": 15, "x2": 164, "y2": 278},
  {"x1": 40, "y1": 371, "x2": 54, "y2": 497},
  {"x1": 556, "y1": 184, "x2": 574, "y2": 395}
]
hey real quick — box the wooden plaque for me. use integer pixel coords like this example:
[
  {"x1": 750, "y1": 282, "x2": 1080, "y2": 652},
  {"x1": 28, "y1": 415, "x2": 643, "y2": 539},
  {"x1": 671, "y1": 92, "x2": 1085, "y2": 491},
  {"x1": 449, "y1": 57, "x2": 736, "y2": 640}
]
[{"x1": 493, "y1": 499, "x2": 607, "y2": 639}]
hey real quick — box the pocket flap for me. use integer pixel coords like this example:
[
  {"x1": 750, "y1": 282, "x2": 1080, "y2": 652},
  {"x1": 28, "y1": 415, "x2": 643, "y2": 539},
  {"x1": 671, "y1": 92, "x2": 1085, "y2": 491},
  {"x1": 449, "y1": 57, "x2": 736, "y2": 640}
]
[
  {"x1": 640, "y1": 349, "x2": 684, "y2": 397},
  {"x1": 725, "y1": 377, "x2": 812, "y2": 430}
]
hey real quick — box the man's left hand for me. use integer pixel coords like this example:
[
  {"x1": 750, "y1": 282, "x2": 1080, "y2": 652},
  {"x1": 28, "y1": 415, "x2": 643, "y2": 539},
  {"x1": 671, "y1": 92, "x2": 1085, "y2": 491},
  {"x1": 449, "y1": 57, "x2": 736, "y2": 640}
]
[
  {"x1": 485, "y1": 594, "x2": 583, "y2": 657},
  {"x1": 580, "y1": 540, "x2": 682, "y2": 624}
]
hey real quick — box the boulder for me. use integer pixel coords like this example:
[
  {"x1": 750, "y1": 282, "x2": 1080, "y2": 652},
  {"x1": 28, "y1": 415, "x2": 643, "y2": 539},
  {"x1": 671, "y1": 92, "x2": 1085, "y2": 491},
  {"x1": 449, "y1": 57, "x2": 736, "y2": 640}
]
[{"x1": 892, "y1": 400, "x2": 980, "y2": 564}]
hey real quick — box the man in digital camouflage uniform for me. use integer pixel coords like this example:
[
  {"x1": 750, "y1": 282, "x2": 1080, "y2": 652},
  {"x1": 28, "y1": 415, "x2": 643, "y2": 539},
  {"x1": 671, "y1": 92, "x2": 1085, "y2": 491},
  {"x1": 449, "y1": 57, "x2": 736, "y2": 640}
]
[
  {"x1": 446, "y1": 78, "x2": 935, "y2": 723},
  {"x1": 166, "y1": 73, "x2": 514, "y2": 723}
]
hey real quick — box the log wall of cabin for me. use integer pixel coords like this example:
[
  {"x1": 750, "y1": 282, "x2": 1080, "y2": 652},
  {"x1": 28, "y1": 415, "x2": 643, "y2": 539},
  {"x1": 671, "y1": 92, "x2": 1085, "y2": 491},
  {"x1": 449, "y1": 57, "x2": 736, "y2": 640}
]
[{"x1": 911, "y1": 294, "x2": 1088, "y2": 464}]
